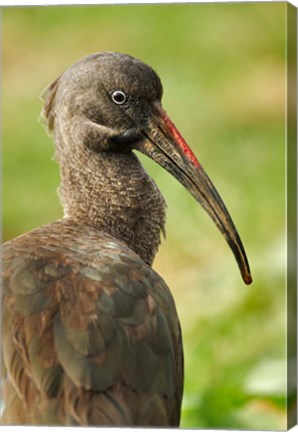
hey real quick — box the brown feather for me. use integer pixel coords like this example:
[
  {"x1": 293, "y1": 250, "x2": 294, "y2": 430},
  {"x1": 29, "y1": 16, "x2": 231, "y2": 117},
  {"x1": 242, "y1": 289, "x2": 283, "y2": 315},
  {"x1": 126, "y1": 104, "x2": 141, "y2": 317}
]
[{"x1": 2, "y1": 220, "x2": 183, "y2": 425}]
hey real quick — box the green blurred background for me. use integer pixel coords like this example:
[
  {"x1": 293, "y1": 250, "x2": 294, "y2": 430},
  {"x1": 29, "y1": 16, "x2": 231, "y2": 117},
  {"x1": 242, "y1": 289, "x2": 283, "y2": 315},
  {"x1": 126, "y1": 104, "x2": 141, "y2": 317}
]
[{"x1": 2, "y1": 3, "x2": 288, "y2": 429}]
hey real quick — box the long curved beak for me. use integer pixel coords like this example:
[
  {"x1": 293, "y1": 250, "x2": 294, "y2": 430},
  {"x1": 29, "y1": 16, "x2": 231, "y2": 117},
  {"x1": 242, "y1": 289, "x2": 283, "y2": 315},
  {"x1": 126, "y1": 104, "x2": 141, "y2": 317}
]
[{"x1": 136, "y1": 102, "x2": 252, "y2": 285}]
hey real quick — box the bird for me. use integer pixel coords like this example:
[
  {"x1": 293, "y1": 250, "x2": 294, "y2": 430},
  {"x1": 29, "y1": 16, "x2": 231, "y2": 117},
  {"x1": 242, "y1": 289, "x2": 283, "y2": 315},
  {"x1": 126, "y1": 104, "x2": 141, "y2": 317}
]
[{"x1": 1, "y1": 52, "x2": 252, "y2": 426}]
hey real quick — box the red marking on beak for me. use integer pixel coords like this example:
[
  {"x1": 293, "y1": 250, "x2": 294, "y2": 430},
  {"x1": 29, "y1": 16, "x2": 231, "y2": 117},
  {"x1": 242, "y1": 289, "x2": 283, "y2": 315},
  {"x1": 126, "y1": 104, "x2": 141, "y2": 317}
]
[
  {"x1": 154, "y1": 103, "x2": 201, "y2": 169},
  {"x1": 138, "y1": 102, "x2": 252, "y2": 285}
]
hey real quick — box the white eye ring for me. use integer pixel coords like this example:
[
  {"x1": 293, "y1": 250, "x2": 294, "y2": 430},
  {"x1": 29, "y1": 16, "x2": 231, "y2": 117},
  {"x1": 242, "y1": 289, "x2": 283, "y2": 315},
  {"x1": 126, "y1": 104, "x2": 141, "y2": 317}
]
[{"x1": 112, "y1": 90, "x2": 127, "y2": 105}]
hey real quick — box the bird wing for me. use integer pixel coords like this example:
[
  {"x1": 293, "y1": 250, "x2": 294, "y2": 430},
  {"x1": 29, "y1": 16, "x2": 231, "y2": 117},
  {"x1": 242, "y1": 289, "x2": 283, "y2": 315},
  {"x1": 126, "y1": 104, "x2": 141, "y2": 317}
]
[{"x1": 1, "y1": 220, "x2": 183, "y2": 426}]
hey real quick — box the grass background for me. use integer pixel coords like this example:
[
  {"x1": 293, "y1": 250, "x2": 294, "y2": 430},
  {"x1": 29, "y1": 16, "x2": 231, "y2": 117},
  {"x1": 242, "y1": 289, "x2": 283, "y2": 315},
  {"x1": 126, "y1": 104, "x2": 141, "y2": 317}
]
[{"x1": 2, "y1": 3, "x2": 288, "y2": 429}]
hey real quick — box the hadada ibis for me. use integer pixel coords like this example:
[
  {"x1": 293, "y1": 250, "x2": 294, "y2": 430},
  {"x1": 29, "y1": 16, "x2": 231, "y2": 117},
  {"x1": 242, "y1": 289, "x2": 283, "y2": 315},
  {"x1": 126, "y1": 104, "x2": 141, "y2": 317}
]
[{"x1": 1, "y1": 52, "x2": 252, "y2": 426}]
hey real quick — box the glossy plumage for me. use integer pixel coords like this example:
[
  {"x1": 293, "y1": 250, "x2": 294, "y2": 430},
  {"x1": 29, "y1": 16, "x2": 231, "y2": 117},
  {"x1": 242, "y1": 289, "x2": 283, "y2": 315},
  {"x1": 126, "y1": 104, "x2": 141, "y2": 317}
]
[{"x1": 2, "y1": 220, "x2": 183, "y2": 425}]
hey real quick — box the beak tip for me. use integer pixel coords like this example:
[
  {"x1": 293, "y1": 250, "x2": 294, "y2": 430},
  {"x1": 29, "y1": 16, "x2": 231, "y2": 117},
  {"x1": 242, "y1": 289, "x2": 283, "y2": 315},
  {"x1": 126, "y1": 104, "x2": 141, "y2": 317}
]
[{"x1": 243, "y1": 273, "x2": 253, "y2": 285}]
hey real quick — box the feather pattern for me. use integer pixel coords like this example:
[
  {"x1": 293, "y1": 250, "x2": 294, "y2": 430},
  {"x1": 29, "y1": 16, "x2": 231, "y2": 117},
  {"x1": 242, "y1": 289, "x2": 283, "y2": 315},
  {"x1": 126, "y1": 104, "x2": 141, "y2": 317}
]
[{"x1": 2, "y1": 219, "x2": 183, "y2": 425}]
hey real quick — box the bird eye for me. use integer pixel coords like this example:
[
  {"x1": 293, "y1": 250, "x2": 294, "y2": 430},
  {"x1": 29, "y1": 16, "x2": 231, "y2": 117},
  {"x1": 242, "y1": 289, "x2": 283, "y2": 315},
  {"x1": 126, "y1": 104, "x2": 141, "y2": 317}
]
[{"x1": 111, "y1": 90, "x2": 127, "y2": 105}]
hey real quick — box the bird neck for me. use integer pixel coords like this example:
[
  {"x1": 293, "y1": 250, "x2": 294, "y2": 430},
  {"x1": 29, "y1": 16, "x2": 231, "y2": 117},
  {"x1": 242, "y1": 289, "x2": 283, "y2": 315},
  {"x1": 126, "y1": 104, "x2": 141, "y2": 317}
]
[{"x1": 56, "y1": 147, "x2": 166, "y2": 266}]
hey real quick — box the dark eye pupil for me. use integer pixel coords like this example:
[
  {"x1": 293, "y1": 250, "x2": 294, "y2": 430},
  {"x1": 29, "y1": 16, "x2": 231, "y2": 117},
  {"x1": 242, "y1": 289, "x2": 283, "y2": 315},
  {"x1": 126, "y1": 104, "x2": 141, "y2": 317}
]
[{"x1": 112, "y1": 91, "x2": 127, "y2": 105}]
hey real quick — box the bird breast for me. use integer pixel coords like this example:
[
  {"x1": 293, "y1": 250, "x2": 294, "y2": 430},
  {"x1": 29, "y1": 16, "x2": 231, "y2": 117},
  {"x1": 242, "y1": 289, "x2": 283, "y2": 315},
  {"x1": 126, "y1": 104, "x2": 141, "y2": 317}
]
[{"x1": 57, "y1": 149, "x2": 167, "y2": 266}]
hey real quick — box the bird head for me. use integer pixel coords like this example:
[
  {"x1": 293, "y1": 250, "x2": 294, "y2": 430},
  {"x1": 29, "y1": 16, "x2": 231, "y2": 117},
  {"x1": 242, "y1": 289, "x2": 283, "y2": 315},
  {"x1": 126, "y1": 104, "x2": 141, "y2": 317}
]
[{"x1": 41, "y1": 51, "x2": 252, "y2": 285}]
